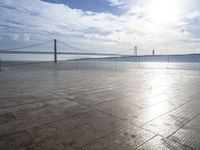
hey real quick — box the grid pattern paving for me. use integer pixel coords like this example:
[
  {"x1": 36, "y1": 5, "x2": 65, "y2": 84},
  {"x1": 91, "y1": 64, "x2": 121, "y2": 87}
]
[{"x1": 0, "y1": 62, "x2": 200, "y2": 149}]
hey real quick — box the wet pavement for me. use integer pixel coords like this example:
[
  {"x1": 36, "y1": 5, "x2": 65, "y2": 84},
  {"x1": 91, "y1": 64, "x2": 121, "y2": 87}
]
[{"x1": 0, "y1": 62, "x2": 200, "y2": 149}]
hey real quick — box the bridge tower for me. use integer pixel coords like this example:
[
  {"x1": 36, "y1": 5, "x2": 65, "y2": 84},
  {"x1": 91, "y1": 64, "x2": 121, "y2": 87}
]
[
  {"x1": 152, "y1": 49, "x2": 155, "y2": 55},
  {"x1": 134, "y1": 46, "x2": 137, "y2": 56}
]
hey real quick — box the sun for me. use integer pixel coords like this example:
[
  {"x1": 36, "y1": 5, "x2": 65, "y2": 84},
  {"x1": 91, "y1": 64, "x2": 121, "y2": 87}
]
[{"x1": 146, "y1": 0, "x2": 182, "y2": 25}]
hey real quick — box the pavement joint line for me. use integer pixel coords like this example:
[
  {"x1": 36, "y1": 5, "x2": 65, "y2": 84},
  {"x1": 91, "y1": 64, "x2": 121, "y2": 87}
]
[
  {"x1": 48, "y1": 87, "x2": 127, "y2": 97},
  {"x1": 135, "y1": 134, "x2": 158, "y2": 150},
  {"x1": 167, "y1": 138, "x2": 196, "y2": 150},
  {"x1": 0, "y1": 129, "x2": 33, "y2": 140},
  {"x1": 0, "y1": 109, "x2": 95, "y2": 137},
  {"x1": 167, "y1": 111, "x2": 200, "y2": 137},
  {"x1": 63, "y1": 93, "x2": 199, "y2": 132},
  {"x1": 24, "y1": 129, "x2": 36, "y2": 143},
  {"x1": 79, "y1": 97, "x2": 200, "y2": 150},
  {"x1": 74, "y1": 125, "x2": 130, "y2": 150},
  {"x1": 27, "y1": 113, "x2": 129, "y2": 150},
  {"x1": 140, "y1": 98, "x2": 199, "y2": 127},
  {"x1": 57, "y1": 96, "x2": 131, "y2": 126},
  {"x1": 0, "y1": 98, "x2": 52, "y2": 110},
  {"x1": 62, "y1": 90, "x2": 169, "y2": 110},
  {"x1": 135, "y1": 125, "x2": 195, "y2": 150}
]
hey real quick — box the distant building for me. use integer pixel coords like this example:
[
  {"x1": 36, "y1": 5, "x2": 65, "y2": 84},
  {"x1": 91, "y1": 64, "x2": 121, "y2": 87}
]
[
  {"x1": 134, "y1": 46, "x2": 137, "y2": 56},
  {"x1": 152, "y1": 49, "x2": 155, "y2": 55}
]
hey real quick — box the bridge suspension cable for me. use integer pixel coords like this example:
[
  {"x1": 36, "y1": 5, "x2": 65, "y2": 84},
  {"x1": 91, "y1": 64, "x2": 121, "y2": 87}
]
[
  {"x1": 58, "y1": 40, "x2": 134, "y2": 55},
  {"x1": 0, "y1": 39, "x2": 133, "y2": 55},
  {"x1": 0, "y1": 40, "x2": 53, "y2": 51},
  {"x1": 57, "y1": 40, "x2": 92, "y2": 53},
  {"x1": 115, "y1": 48, "x2": 133, "y2": 54}
]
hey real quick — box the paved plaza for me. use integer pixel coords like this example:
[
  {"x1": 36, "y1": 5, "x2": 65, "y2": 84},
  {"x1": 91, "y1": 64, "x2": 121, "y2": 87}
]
[{"x1": 0, "y1": 62, "x2": 200, "y2": 149}]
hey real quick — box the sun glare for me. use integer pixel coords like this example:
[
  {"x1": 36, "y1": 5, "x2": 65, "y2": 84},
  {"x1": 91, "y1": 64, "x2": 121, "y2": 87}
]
[{"x1": 146, "y1": 0, "x2": 183, "y2": 25}]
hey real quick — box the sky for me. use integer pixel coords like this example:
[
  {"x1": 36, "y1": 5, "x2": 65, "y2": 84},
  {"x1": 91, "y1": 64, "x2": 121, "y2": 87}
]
[{"x1": 1, "y1": 0, "x2": 200, "y2": 58}]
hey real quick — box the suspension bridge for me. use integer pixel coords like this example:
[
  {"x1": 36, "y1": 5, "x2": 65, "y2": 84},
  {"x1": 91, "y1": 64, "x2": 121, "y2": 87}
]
[
  {"x1": 0, "y1": 39, "x2": 133, "y2": 62},
  {"x1": 1, "y1": 39, "x2": 200, "y2": 70}
]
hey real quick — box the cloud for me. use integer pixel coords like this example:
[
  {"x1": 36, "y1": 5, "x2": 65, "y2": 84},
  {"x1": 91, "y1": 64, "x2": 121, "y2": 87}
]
[
  {"x1": 105, "y1": 0, "x2": 126, "y2": 6},
  {"x1": 0, "y1": 0, "x2": 200, "y2": 54},
  {"x1": 187, "y1": 11, "x2": 200, "y2": 19}
]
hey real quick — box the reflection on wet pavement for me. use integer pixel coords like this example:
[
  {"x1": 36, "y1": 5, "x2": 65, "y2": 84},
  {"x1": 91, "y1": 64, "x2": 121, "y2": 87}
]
[{"x1": 0, "y1": 62, "x2": 200, "y2": 149}]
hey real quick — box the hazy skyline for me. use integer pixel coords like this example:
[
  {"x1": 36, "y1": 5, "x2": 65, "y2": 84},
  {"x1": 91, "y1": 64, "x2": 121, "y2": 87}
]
[{"x1": 1, "y1": 0, "x2": 200, "y2": 55}]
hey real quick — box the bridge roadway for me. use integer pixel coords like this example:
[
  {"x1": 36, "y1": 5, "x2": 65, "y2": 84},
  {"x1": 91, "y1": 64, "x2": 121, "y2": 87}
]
[{"x1": 0, "y1": 50, "x2": 127, "y2": 56}]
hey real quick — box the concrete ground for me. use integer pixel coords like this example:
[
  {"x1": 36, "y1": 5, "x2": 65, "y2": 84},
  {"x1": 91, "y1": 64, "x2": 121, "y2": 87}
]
[{"x1": 0, "y1": 62, "x2": 200, "y2": 150}]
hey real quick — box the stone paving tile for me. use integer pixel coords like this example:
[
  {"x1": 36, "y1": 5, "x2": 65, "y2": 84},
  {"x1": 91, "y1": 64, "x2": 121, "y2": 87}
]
[
  {"x1": 50, "y1": 85, "x2": 122, "y2": 97},
  {"x1": 12, "y1": 98, "x2": 92, "y2": 120},
  {"x1": 91, "y1": 92, "x2": 160, "y2": 110},
  {"x1": 0, "y1": 130, "x2": 33, "y2": 150},
  {"x1": 169, "y1": 115, "x2": 200, "y2": 150},
  {"x1": 0, "y1": 102, "x2": 45, "y2": 115},
  {"x1": 0, "y1": 104, "x2": 4, "y2": 109},
  {"x1": 0, "y1": 95, "x2": 35, "y2": 107},
  {"x1": 93, "y1": 97, "x2": 186, "y2": 126},
  {"x1": 77, "y1": 125, "x2": 156, "y2": 150},
  {"x1": 0, "y1": 113, "x2": 16, "y2": 125},
  {"x1": 29, "y1": 122, "x2": 107, "y2": 150},
  {"x1": 27, "y1": 111, "x2": 128, "y2": 149},
  {"x1": 0, "y1": 102, "x2": 92, "y2": 137},
  {"x1": 43, "y1": 97, "x2": 72, "y2": 105},
  {"x1": 27, "y1": 111, "x2": 128, "y2": 143},
  {"x1": 65, "y1": 89, "x2": 133, "y2": 106},
  {"x1": 1, "y1": 64, "x2": 200, "y2": 149},
  {"x1": 30, "y1": 92, "x2": 61, "y2": 102},
  {"x1": 142, "y1": 100, "x2": 200, "y2": 137},
  {"x1": 0, "y1": 110, "x2": 65, "y2": 136},
  {"x1": 136, "y1": 135, "x2": 191, "y2": 150},
  {"x1": 52, "y1": 102, "x2": 93, "y2": 117}
]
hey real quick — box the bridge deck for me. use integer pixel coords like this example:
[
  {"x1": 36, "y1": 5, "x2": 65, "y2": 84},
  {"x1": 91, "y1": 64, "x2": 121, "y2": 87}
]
[{"x1": 0, "y1": 62, "x2": 200, "y2": 149}]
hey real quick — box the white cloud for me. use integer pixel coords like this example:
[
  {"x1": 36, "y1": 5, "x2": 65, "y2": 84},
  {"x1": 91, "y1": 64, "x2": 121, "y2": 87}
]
[
  {"x1": 187, "y1": 11, "x2": 200, "y2": 19},
  {"x1": 106, "y1": 0, "x2": 125, "y2": 6},
  {"x1": 12, "y1": 34, "x2": 18, "y2": 40},
  {"x1": 23, "y1": 34, "x2": 30, "y2": 41},
  {"x1": 0, "y1": 0, "x2": 200, "y2": 54}
]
